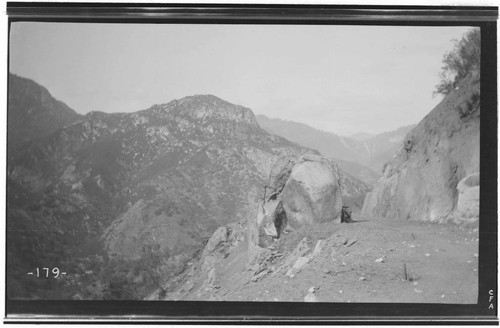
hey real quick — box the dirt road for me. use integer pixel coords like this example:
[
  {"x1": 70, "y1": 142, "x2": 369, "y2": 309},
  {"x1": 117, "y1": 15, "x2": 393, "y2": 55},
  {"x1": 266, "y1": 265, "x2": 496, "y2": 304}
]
[{"x1": 195, "y1": 216, "x2": 479, "y2": 303}]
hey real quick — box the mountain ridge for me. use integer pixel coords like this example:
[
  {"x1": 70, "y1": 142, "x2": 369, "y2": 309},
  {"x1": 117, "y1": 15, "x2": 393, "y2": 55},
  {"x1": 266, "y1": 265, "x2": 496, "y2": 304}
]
[
  {"x1": 256, "y1": 114, "x2": 415, "y2": 180},
  {"x1": 8, "y1": 73, "x2": 82, "y2": 150},
  {"x1": 349, "y1": 132, "x2": 374, "y2": 141}
]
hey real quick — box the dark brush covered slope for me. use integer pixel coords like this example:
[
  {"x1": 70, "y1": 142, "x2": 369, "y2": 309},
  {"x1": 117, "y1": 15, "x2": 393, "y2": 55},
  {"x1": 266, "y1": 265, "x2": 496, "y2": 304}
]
[{"x1": 8, "y1": 73, "x2": 82, "y2": 150}]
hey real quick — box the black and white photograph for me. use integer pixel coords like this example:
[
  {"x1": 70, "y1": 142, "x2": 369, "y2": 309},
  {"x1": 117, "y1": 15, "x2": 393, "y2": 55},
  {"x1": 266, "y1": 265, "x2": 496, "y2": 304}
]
[{"x1": 4, "y1": 2, "x2": 497, "y2": 323}]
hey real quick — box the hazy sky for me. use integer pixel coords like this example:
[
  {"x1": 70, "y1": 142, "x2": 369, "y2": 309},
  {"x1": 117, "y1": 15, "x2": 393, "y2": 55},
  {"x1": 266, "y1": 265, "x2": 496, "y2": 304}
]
[{"x1": 10, "y1": 23, "x2": 471, "y2": 135}]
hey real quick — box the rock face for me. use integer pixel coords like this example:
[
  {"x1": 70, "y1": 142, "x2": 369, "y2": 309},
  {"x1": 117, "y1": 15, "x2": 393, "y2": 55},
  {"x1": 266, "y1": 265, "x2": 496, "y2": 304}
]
[
  {"x1": 254, "y1": 153, "x2": 343, "y2": 249},
  {"x1": 362, "y1": 71, "x2": 480, "y2": 224}
]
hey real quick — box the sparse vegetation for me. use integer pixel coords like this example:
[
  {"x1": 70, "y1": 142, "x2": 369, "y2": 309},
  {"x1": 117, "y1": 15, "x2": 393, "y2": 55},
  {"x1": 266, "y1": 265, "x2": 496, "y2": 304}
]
[{"x1": 435, "y1": 28, "x2": 480, "y2": 96}]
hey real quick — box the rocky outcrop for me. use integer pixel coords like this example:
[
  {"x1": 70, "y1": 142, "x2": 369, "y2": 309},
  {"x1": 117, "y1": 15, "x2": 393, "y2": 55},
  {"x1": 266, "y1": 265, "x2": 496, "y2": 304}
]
[
  {"x1": 174, "y1": 94, "x2": 259, "y2": 127},
  {"x1": 362, "y1": 71, "x2": 480, "y2": 224}
]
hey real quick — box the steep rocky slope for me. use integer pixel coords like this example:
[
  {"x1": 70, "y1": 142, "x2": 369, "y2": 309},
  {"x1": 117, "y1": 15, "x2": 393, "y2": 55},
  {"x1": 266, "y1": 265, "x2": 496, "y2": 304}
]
[
  {"x1": 362, "y1": 71, "x2": 480, "y2": 224},
  {"x1": 7, "y1": 77, "x2": 370, "y2": 300}
]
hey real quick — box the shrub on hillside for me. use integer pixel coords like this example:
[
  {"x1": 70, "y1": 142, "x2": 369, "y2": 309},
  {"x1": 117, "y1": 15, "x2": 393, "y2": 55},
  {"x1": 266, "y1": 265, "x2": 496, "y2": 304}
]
[{"x1": 435, "y1": 28, "x2": 480, "y2": 96}]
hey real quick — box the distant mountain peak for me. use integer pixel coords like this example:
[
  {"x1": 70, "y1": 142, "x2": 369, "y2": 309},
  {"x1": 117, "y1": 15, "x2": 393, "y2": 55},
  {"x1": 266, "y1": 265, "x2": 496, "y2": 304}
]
[
  {"x1": 159, "y1": 94, "x2": 260, "y2": 127},
  {"x1": 178, "y1": 94, "x2": 227, "y2": 104}
]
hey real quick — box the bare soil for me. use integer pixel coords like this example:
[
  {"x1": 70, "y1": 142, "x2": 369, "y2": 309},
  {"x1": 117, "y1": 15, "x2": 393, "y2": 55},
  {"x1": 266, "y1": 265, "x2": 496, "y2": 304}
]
[{"x1": 186, "y1": 215, "x2": 479, "y2": 303}]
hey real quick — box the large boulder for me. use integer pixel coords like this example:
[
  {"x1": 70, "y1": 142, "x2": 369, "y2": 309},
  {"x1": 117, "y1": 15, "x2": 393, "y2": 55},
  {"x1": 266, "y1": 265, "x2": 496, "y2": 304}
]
[
  {"x1": 282, "y1": 157, "x2": 343, "y2": 227},
  {"x1": 454, "y1": 173, "x2": 479, "y2": 223},
  {"x1": 253, "y1": 154, "x2": 343, "y2": 248}
]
